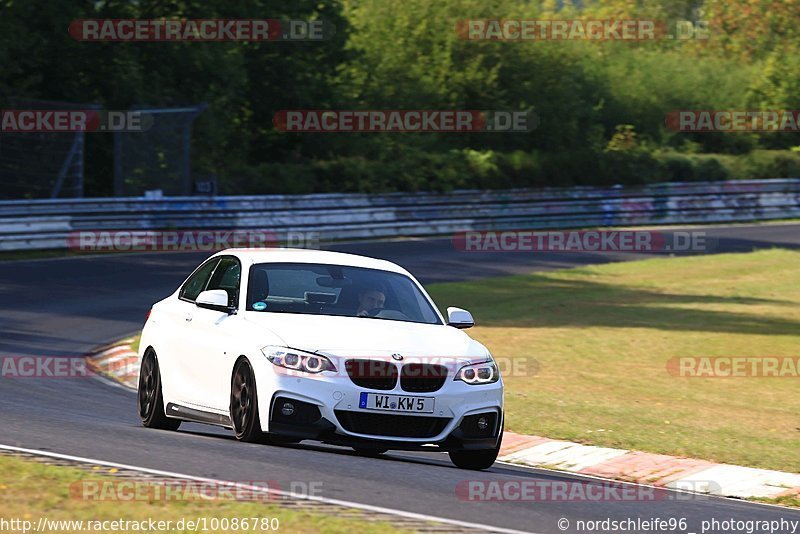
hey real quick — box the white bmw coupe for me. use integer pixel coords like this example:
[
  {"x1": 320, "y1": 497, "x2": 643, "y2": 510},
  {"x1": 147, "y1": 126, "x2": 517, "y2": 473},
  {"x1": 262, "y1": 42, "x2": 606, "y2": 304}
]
[{"x1": 138, "y1": 248, "x2": 504, "y2": 469}]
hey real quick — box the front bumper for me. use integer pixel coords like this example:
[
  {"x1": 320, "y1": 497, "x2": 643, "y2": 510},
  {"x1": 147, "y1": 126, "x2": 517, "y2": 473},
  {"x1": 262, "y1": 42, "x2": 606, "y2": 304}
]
[
  {"x1": 256, "y1": 362, "x2": 504, "y2": 451},
  {"x1": 269, "y1": 395, "x2": 503, "y2": 451}
]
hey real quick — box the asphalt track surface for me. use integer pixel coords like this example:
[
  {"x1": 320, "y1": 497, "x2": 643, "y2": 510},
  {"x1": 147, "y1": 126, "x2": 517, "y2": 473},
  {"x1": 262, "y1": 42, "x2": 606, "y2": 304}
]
[{"x1": 2, "y1": 223, "x2": 800, "y2": 533}]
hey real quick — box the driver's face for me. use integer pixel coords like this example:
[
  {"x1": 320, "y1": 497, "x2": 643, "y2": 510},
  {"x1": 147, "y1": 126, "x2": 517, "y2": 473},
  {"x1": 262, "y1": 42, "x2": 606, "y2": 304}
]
[{"x1": 358, "y1": 290, "x2": 385, "y2": 311}]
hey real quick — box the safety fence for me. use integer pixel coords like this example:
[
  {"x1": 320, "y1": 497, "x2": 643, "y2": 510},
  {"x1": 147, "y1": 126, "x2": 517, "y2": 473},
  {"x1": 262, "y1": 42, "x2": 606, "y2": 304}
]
[{"x1": 1, "y1": 178, "x2": 798, "y2": 250}]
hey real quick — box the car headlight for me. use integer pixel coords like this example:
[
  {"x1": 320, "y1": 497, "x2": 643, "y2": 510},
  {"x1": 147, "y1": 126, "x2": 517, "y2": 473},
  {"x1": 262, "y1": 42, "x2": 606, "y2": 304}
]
[
  {"x1": 454, "y1": 360, "x2": 499, "y2": 385},
  {"x1": 261, "y1": 346, "x2": 336, "y2": 374}
]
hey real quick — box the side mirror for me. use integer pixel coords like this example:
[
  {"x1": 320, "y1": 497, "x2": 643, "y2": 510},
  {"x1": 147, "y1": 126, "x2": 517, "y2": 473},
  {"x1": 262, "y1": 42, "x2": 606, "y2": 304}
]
[
  {"x1": 196, "y1": 289, "x2": 234, "y2": 314},
  {"x1": 447, "y1": 307, "x2": 474, "y2": 329}
]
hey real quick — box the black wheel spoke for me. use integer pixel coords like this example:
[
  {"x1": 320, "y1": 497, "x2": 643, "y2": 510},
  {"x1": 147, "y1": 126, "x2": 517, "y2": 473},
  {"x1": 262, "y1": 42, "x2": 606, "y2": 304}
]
[
  {"x1": 138, "y1": 356, "x2": 156, "y2": 418},
  {"x1": 231, "y1": 362, "x2": 258, "y2": 440},
  {"x1": 232, "y1": 368, "x2": 248, "y2": 431},
  {"x1": 137, "y1": 351, "x2": 180, "y2": 432}
]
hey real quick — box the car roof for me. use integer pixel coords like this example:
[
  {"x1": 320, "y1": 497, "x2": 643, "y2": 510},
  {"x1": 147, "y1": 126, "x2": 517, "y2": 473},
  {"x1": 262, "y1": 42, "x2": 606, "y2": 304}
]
[{"x1": 211, "y1": 248, "x2": 411, "y2": 276}]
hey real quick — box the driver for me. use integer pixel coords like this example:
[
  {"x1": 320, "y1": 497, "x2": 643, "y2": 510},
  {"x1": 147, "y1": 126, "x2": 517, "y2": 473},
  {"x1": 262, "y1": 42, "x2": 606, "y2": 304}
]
[{"x1": 356, "y1": 287, "x2": 386, "y2": 317}]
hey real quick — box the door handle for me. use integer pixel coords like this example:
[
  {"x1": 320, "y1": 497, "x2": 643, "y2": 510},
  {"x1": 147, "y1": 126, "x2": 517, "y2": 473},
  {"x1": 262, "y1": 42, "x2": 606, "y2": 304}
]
[{"x1": 185, "y1": 314, "x2": 193, "y2": 322}]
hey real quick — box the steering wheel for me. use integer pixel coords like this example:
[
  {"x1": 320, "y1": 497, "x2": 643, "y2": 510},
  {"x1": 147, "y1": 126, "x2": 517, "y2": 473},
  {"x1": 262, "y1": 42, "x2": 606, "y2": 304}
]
[{"x1": 365, "y1": 308, "x2": 412, "y2": 321}]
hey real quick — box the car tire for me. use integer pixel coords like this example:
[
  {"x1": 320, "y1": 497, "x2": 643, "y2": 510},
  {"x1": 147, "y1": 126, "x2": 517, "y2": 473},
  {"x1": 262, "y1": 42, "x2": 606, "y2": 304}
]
[
  {"x1": 138, "y1": 350, "x2": 181, "y2": 431},
  {"x1": 352, "y1": 447, "x2": 388, "y2": 457},
  {"x1": 230, "y1": 359, "x2": 264, "y2": 443},
  {"x1": 448, "y1": 428, "x2": 503, "y2": 470}
]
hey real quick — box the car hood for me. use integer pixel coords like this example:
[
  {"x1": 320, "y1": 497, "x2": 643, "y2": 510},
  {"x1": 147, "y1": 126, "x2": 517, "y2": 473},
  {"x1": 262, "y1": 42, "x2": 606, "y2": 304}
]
[{"x1": 243, "y1": 312, "x2": 489, "y2": 360}]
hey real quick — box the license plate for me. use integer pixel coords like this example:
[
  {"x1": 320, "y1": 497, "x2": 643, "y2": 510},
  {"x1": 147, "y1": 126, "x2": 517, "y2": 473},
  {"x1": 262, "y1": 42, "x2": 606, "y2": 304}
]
[{"x1": 359, "y1": 392, "x2": 434, "y2": 413}]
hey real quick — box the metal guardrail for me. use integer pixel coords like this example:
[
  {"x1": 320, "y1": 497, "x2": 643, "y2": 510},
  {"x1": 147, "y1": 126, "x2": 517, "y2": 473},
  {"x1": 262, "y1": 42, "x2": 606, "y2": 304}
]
[{"x1": 1, "y1": 178, "x2": 799, "y2": 251}]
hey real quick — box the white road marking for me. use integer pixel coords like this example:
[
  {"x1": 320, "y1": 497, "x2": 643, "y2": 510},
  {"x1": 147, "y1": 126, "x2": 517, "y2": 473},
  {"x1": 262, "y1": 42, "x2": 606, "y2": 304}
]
[{"x1": 0, "y1": 443, "x2": 536, "y2": 534}]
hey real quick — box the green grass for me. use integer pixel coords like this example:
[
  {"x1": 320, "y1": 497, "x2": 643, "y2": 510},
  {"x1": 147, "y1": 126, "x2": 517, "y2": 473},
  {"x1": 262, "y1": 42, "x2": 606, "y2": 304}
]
[
  {"x1": 427, "y1": 249, "x2": 800, "y2": 473},
  {"x1": 752, "y1": 495, "x2": 800, "y2": 508},
  {"x1": 0, "y1": 455, "x2": 403, "y2": 533},
  {"x1": 129, "y1": 335, "x2": 141, "y2": 354}
]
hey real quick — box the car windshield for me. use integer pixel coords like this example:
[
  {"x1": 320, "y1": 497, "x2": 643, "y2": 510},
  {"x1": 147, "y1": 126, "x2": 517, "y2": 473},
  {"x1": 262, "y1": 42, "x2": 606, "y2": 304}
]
[{"x1": 246, "y1": 262, "x2": 441, "y2": 325}]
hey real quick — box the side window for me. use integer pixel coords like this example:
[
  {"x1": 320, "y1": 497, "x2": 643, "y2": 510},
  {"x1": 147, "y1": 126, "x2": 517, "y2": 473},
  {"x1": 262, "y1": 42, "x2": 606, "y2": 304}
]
[
  {"x1": 206, "y1": 257, "x2": 241, "y2": 307},
  {"x1": 180, "y1": 259, "x2": 219, "y2": 302}
]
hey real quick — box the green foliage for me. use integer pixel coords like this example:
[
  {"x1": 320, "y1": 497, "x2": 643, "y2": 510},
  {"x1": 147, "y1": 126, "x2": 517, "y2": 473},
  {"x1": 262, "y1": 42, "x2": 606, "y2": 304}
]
[
  {"x1": 0, "y1": 0, "x2": 797, "y2": 196},
  {"x1": 742, "y1": 150, "x2": 800, "y2": 179}
]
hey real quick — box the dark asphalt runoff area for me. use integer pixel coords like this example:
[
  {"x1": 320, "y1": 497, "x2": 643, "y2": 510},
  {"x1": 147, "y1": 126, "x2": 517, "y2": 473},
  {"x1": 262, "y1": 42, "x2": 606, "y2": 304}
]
[{"x1": 1, "y1": 223, "x2": 799, "y2": 533}]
